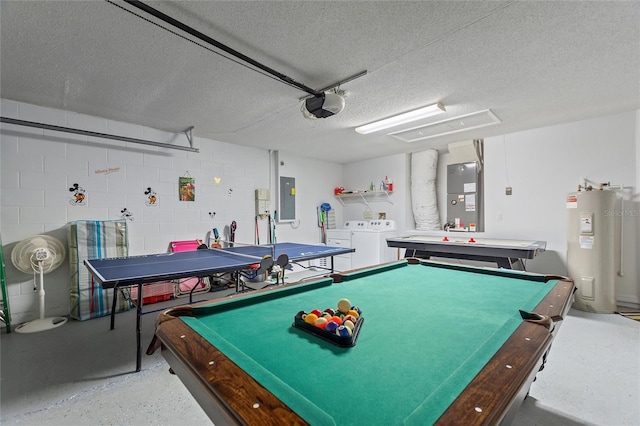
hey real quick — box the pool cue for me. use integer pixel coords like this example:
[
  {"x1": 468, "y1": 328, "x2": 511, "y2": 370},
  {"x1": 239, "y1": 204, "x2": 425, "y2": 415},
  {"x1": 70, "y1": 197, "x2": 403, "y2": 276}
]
[
  {"x1": 255, "y1": 216, "x2": 259, "y2": 244},
  {"x1": 272, "y1": 211, "x2": 277, "y2": 243}
]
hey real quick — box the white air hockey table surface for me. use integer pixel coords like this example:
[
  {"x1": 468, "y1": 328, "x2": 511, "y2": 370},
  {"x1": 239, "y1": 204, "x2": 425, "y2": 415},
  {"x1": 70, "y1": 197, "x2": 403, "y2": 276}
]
[{"x1": 386, "y1": 235, "x2": 546, "y2": 270}]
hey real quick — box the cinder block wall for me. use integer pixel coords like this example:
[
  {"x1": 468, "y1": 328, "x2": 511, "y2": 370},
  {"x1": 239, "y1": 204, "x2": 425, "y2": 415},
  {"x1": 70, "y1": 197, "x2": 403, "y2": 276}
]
[{"x1": 1, "y1": 99, "x2": 271, "y2": 324}]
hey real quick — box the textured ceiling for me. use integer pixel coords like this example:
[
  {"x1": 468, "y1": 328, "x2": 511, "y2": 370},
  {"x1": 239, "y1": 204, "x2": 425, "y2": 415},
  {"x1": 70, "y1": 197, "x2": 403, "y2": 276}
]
[{"x1": 1, "y1": 1, "x2": 638, "y2": 163}]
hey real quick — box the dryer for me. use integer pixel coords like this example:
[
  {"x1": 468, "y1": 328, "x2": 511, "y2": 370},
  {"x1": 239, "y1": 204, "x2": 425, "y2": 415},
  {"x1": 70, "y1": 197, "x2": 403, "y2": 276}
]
[{"x1": 350, "y1": 220, "x2": 398, "y2": 269}]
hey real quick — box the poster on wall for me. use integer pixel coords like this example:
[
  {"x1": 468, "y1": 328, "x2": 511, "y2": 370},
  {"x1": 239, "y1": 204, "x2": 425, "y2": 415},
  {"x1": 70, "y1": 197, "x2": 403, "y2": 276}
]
[
  {"x1": 145, "y1": 187, "x2": 158, "y2": 206},
  {"x1": 179, "y1": 174, "x2": 195, "y2": 202},
  {"x1": 68, "y1": 183, "x2": 86, "y2": 206}
]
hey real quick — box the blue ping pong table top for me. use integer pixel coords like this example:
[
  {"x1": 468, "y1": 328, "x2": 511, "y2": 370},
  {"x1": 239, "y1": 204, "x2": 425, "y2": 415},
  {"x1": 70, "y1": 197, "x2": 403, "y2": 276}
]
[{"x1": 84, "y1": 242, "x2": 353, "y2": 288}]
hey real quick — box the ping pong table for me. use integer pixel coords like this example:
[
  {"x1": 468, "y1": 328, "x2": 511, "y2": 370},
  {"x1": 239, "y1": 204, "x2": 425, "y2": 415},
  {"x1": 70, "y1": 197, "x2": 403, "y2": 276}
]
[
  {"x1": 84, "y1": 242, "x2": 354, "y2": 371},
  {"x1": 387, "y1": 235, "x2": 546, "y2": 270}
]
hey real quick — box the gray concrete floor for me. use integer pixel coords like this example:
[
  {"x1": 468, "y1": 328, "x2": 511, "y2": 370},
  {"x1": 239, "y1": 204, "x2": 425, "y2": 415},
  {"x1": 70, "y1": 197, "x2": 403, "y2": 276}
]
[{"x1": 1, "y1": 278, "x2": 639, "y2": 426}]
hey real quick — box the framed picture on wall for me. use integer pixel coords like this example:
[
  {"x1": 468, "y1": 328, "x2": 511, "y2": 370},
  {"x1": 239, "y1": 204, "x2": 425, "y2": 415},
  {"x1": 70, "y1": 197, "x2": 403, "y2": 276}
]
[{"x1": 179, "y1": 174, "x2": 195, "y2": 202}]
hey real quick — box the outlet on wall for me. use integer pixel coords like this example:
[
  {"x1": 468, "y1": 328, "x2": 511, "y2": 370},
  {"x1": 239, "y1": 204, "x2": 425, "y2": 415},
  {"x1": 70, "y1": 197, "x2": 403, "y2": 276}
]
[{"x1": 505, "y1": 186, "x2": 512, "y2": 195}]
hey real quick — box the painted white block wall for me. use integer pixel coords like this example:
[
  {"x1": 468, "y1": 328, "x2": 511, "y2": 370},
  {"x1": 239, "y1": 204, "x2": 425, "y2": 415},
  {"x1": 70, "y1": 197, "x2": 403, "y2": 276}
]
[
  {"x1": 340, "y1": 111, "x2": 639, "y2": 307},
  {"x1": 272, "y1": 151, "x2": 344, "y2": 242},
  {"x1": 341, "y1": 154, "x2": 409, "y2": 226},
  {"x1": 2, "y1": 99, "x2": 637, "y2": 327},
  {"x1": 484, "y1": 111, "x2": 638, "y2": 305},
  {"x1": 0, "y1": 99, "x2": 342, "y2": 326}
]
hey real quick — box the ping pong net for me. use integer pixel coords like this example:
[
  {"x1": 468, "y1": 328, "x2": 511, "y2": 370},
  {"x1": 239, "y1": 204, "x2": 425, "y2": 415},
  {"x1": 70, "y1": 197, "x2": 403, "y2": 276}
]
[
  {"x1": 211, "y1": 241, "x2": 277, "y2": 261},
  {"x1": 209, "y1": 242, "x2": 289, "y2": 293}
]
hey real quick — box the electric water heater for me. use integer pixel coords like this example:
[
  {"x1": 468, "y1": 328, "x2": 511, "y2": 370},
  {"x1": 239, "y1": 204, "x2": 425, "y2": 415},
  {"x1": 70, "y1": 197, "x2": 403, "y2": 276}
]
[{"x1": 566, "y1": 190, "x2": 617, "y2": 313}]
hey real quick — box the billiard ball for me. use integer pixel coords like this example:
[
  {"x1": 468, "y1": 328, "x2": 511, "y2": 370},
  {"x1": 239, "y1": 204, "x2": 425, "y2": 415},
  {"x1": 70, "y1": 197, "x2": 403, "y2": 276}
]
[
  {"x1": 311, "y1": 309, "x2": 323, "y2": 317},
  {"x1": 343, "y1": 314, "x2": 357, "y2": 324},
  {"x1": 343, "y1": 320, "x2": 355, "y2": 331},
  {"x1": 336, "y1": 325, "x2": 352, "y2": 337},
  {"x1": 337, "y1": 298, "x2": 351, "y2": 314},
  {"x1": 325, "y1": 321, "x2": 339, "y2": 333},
  {"x1": 314, "y1": 317, "x2": 328, "y2": 328},
  {"x1": 347, "y1": 310, "x2": 359, "y2": 318},
  {"x1": 304, "y1": 313, "x2": 318, "y2": 325}
]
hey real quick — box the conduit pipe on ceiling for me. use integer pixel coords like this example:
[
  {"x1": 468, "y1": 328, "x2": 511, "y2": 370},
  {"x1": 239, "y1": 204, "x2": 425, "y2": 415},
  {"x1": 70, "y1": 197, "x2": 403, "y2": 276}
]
[
  {"x1": 122, "y1": 0, "x2": 320, "y2": 96},
  {"x1": 120, "y1": 1, "x2": 367, "y2": 99}
]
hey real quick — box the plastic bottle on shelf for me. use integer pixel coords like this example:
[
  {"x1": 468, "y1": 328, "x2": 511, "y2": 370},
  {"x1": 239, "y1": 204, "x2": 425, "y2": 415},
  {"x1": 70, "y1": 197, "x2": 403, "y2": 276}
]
[{"x1": 385, "y1": 176, "x2": 393, "y2": 192}]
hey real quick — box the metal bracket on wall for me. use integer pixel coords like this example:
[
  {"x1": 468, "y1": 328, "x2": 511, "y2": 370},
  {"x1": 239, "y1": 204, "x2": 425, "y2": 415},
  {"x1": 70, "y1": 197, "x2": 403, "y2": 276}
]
[
  {"x1": 0, "y1": 117, "x2": 199, "y2": 153},
  {"x1": 335, "y1": 191, "x2": 393, "y2": 207},
  {"x1": 183, "y1": 126, "x2": 194, "y2": 148}
]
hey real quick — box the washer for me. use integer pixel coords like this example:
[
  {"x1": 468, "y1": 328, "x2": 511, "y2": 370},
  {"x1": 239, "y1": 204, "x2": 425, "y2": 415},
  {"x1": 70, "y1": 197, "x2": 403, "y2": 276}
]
[
  {"x1": 326, "y1": 221, "x2": 367, "y2": 271},
  {"x1": 327, "y1": 220, "x2": 398, "y2": 271}
]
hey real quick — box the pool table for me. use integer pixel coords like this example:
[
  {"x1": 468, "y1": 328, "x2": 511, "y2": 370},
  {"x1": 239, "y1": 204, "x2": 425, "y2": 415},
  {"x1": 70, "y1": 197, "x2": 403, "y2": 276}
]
[{"x1": 148, "y1": 259, "x2": 574, "y2": 426}]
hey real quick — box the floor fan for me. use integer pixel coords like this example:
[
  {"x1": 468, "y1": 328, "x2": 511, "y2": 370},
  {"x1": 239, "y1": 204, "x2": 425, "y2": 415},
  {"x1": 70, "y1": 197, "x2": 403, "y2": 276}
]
[{"x1": 11, "y1": 235, "x2": 67, "y2": 333}]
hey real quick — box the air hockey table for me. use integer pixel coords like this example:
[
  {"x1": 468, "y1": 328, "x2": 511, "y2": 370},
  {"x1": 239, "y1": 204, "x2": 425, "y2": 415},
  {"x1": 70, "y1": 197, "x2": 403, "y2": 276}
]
[{"x1": 387, "y1": 235, "x2": 546, "y2": 270}]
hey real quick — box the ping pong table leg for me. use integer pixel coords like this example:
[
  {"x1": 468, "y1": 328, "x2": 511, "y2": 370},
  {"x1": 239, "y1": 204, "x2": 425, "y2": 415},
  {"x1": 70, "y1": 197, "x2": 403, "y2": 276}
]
[
  {"x1": 110, "y1": 287, "x2": 117, "y2": 330},
  {"x1": 135, "y1": 282, "x2": 143, "y2": 372}
]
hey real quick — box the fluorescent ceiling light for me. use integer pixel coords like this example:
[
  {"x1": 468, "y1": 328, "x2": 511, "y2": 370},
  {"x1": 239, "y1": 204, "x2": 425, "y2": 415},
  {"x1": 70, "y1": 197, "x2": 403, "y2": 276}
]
[
  {"x1": 389, "y1": 109, "x2": 501, "y2": 143},
  {"x1": 355, "y1": 102, "x2": 446, "y2": 134}
]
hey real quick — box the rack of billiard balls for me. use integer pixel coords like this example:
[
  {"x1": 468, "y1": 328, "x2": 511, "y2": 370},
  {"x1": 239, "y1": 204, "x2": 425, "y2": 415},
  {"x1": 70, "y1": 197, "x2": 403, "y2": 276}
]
[{"x1": 292, "y1": 298, "x2": 364, "y2": 347}]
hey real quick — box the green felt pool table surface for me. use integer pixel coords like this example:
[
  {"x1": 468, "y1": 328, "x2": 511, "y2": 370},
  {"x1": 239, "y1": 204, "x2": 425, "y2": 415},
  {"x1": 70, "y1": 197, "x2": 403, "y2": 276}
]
[{"x1": 149, "y1": 260, "x2": 575, "y2": 426}]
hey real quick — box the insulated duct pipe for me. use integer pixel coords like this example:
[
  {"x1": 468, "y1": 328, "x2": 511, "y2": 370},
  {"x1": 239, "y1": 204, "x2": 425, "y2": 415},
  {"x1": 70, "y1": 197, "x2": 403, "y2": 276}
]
[{"x1": 411, "y1": 149, "x2": 441, "y2": 230}]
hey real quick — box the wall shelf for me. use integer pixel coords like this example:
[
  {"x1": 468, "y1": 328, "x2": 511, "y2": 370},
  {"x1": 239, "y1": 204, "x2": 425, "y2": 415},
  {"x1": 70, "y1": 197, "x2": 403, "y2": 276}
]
[{"x1": 335, "y1": 191, "x2": 393, "y2": 207}]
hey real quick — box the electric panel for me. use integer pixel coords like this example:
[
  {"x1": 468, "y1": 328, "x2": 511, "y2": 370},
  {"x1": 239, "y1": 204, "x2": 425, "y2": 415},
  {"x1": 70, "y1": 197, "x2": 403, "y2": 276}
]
[
  {"x1": 446, "y1": 162, "x2": 483, "y2": 231},
  {"x1": 279, "y1": 176, "x2": 296, "y2": 221}
]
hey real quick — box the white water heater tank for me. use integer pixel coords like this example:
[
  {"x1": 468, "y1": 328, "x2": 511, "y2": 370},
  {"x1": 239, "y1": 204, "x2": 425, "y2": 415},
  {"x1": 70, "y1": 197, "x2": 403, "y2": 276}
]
[{"x1": 566, "y1": 190, "x2": 617, "y2": 313}]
